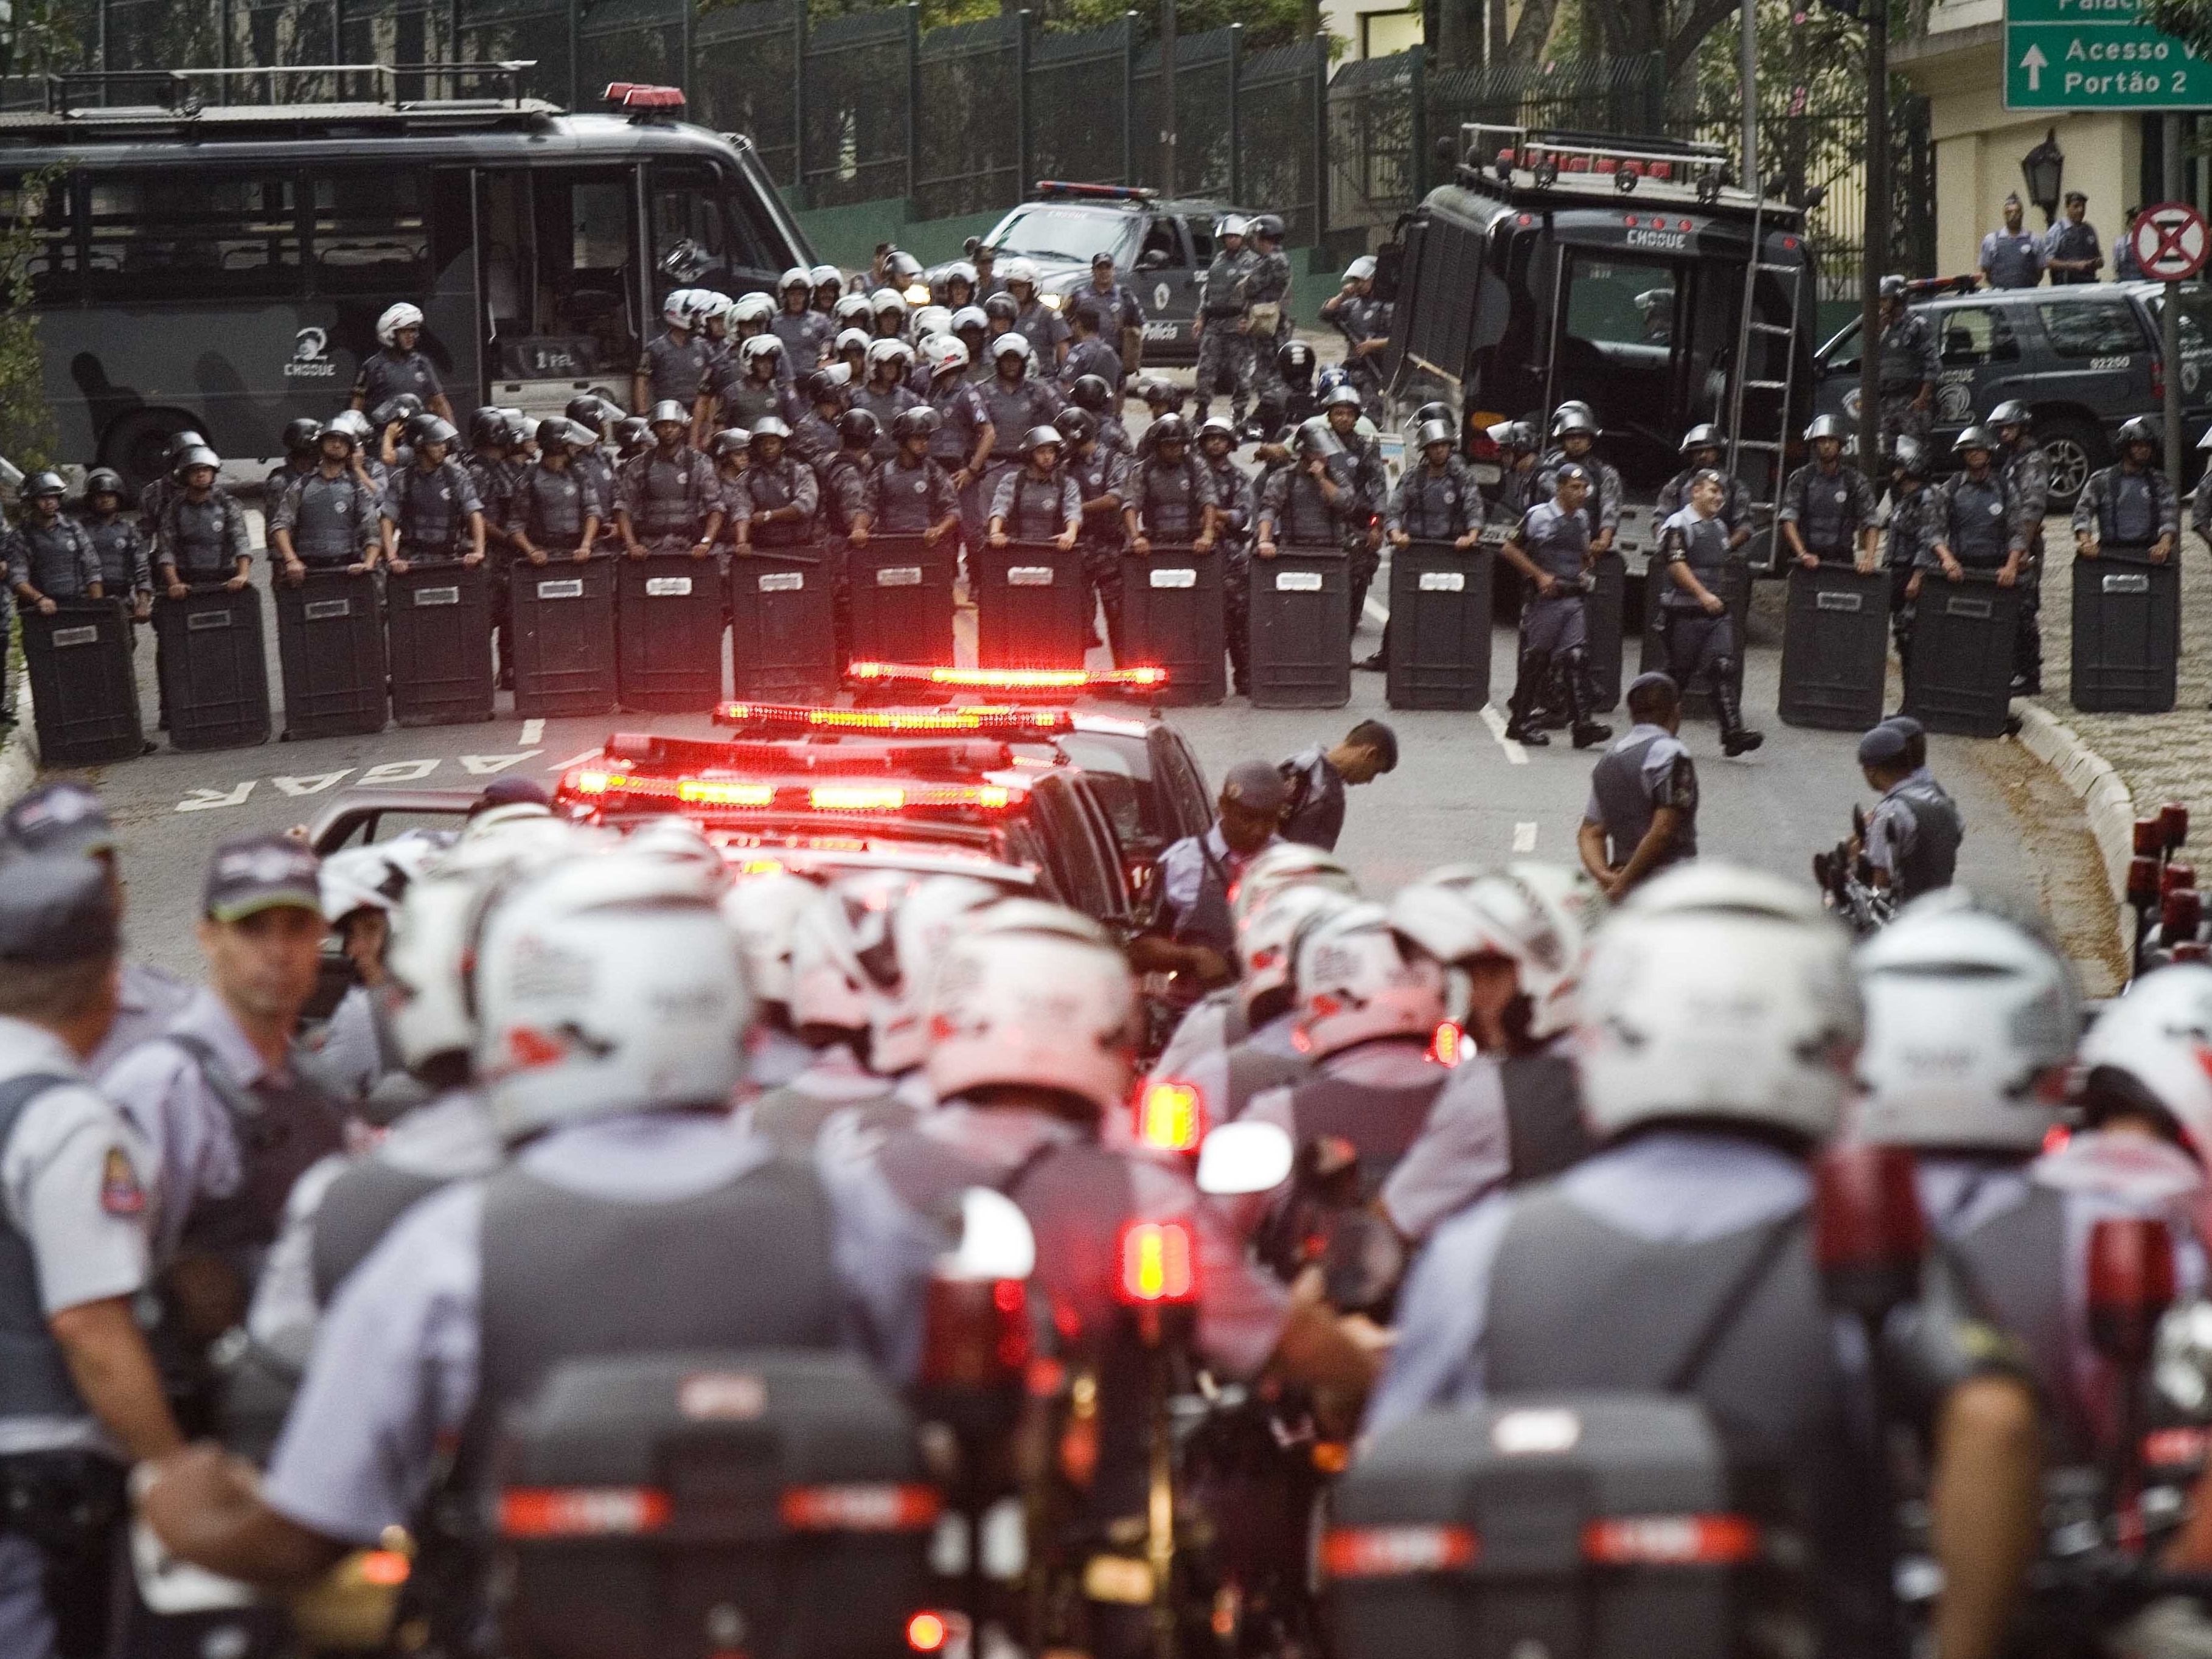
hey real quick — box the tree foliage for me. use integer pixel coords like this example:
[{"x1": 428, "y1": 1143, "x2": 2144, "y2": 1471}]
[
  {"x1": 0, "y1": 167, "x2": 63, "y2": 475},
  {"x1": 2141, "y1": 0, "x2": 2212, "y2": 60}
]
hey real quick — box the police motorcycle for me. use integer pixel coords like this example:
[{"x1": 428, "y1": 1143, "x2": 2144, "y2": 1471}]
[{"x1": 1813, "y1": 804, "x2": 1896, "y2": 935}]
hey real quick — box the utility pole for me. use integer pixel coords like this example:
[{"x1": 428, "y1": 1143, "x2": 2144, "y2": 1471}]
[
  {"x1": 1160, "y1": 0, "x2": 1177, "y2": 195},
  {"x1": 1857, "y1": 0, "x2": 1888, "y2": 478},
  {"x1": 2165, "y1": 115, "x2": 2185, "y2": 485},
  {"x1": 1739, "y1": 0, "x2": 1758, "y2": 201}
]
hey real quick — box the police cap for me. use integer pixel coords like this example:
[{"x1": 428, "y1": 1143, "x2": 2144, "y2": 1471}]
[
  {"x1": 1220, "y1": 760, "x2": 1291, "y2": 816},
  {"x1": 0, "y1": 857, "x2": 117, "y2": 966},
  {"x1": 1553, "y1": 461, "x2": 1590, "y2": 483},
  {"x1": 203, "y1": 832, "x2": 321, "y2": 924},
  {"x1": 4, "y1": 784, "x2": 115, "y2": 861},
  {"x1": 1857, "y1": 723, "x2": 1911, "y2": 767}
]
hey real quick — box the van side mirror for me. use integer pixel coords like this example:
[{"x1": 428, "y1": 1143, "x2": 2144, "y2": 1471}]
[{"x1": 1195, "y1": 1121, "x2": 1294, "y2": 1197}]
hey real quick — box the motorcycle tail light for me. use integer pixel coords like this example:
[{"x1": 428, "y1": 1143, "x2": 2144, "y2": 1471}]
[
  {"x1": 906, "y1": 1612, "x2": 953, "y2": 1653},
  {"x1": 1583, "y1": 1515, "x2": 1759, "y2": 1566},
  {"x1": 1428, "y1": 1021, "x2": 1468, "y2": 1066},
  {"x1": 500, "y1": 1486, "x2": 672, "y2": 1537},
  {"x1": 1135, "y1": 1081, "x2": 1204, "y2": 1153},
  {"x1": 1116, "y1": 1220, "x2": 1197, "y2": 1305},
  {"x1": 919, "y1": 1275, "x2": 1031, "y2": 1388},
  {"x1": 1321, "y1": 1525, "x2": 1478, "y2": 1578},
  {"x1": 1812, "y1": 1141, "x2": 1925, "y2": 1320},
  {"x1": 2087, "y1": 1217, "x2": 2175, "y2": 1369}
]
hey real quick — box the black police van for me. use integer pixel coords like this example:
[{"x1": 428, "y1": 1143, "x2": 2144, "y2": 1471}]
[
  {"x1": 1379, "y1": 125, "x2": 1818, "y2": 579},
  {"x1": 927, "y1": 181, "x2": 1250, "y2": 363},
  {"x1": 1811, "y1": 278, "x2": 2212, "y2": 508}
]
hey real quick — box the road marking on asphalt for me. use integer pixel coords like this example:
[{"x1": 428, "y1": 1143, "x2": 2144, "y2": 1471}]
[
  {"x1": 176, "y1": 782, "x2": 256, "y2": 812},
  {"x1": 358, "y1": 759, "x2": 441, "y2": 785},
  {"x1": 459, "y1": 751, "x2": 543, "y2": 775},
  {"x1": 520, "y1": 719, "x2": 544, "y2": 745},
  {"x1": 544, "y1": 748, "x2": 603, "y2": 773},
  {"x1": 272, "y1": 771, "x2": 354, "y2": 797},
  {"x1": 1513, "y1": 821, "x2": 1537, "y2": 852},
  {"x1": 1479, "y1": 704, "x2": 1528, "y2": 765},
  {"x1": 1363, "y1": 597, "x2": 1390, "y2": 627}
]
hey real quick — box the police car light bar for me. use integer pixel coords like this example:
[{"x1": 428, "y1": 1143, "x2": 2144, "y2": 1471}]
[
  {"x1": 848, "y1": 661, "x2": 1169, "y2": 693},
  {"x1": 714, "y1": 701, "x2": 1077, "y2": 738},
  {"x1": 560, "y1": 770, "x2": 1017, "y2": 814},
  {"x1": 808, "y1": 782, "x2": 1014, "y2": 812},
  {"x1": 1034, "y1": 180, "x2": 1158, "y2": 202},
  {"x1": 603, "y1": 81, "x2": 684, "y2": 109}
]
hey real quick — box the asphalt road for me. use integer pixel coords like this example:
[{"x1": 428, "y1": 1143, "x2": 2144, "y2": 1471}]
[{"x1": 37, "y1": 509, "x2": 2122, "y2": 990}]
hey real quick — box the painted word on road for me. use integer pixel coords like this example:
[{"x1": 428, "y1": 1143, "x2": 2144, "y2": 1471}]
[
  {"x1": 2005, "y1": 0, "x2": 2203, "y2": 108},
  {"x1": 169, "y1": 753, "x2": 542, "y2": 813}
]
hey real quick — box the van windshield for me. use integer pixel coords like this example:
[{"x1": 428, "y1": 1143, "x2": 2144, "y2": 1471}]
[{"x1": 990, "y1": 207, "x2": 1137, "y2": 266}]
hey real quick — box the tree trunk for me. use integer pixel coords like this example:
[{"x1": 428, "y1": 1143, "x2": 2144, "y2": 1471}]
[
  {"x1": 1438, "y1": 0, "x2": 1482, "y2": 69},
  {"x1": 1506, "y1": 0, "x2": 1558, "y2": 63}
]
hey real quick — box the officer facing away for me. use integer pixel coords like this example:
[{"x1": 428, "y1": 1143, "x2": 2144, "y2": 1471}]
[
  {"x1": 1857, "y1": 721, "x2": 1961, "y2": 902},
  {"x1": 0, "y1": 857, "x2": 183, "y2": 1659},
  {"x1": 1579, "y1": 673, "x2": 1697, "y2": 900},
  {"x1": 1368, "y1": 864, "x2": 2045, "y2": 1659},
  {"x1": 1875, "y1": 274, "x2": 1939, "y2": 451},
  {"x1": 1134, "y1": 759, "x2": 1289, "y2": 991},
  {"x1": 1276, "y1": 719, "x2": 1397, "y2": 852}
]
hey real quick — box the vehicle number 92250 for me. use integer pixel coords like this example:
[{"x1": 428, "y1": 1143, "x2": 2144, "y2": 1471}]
[{"x1": 2089, "y1": 355, "x2": 2134, "y2": 371}]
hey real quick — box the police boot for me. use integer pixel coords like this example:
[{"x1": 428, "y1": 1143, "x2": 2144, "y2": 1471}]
[
  {"x1": 1713, "y1": 659, "x2": 1764, "y2": 756},
  {"x1": 1503, "y1": 649, "x2": 1551, "y2": 745},
  {"x1": 1532, "y1": 660, "x2": 1571, "y2": 729},
  {"x1": 1562, "y1": 649, "x2": 1612, "y2": 750}
]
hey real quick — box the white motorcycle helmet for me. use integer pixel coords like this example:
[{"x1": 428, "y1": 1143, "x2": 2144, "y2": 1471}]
[
  {"x1": 1236, "y1": 883, "x2": 1357, "y2": 1028},
  {"x1": 950, "y1": 305, "x2": 989, "y2": 336},
  {"x1": 476, "y1": 851, "x2": 752, "y2": 1143},
  {"x1": 1388, "y1": 861, "x2": 1602, "y2": 1041},
  {"x1": 741, "y1": 333, "x2": 785, "y2": 372},
  {"x1": 1229, "y1": 841, "x2": 1358, "y2": 930},
  {"x1": 789, "y1": 871, "x2": 911, "y2": 1043},
  {"x1": 1292, "y1": 901, "x2": 1447, "y2": 1060},
  {"x1": 810, "y1": 263, "x2": 843, "y2": 290},
  {"x1": 869, "y1": 287, "x2": 909, "y2": 320},
  {"x1": 913, "y1": 304, "x2": 952, "y2": 341},
  {"x1": 1854, "y1": 889, "x2": 2081, "y2": 1152},
  {"x1": 925, "y1": 900, "x2": 1138, "y2": 1118},
  {"x1": 1000, "y1": 257, "x2": 1040, "y2": 291},
  {"x1": 927, "y1": 336, "x2": 970, "y2": 377},
  {"x1": 868, "y1": 875, "x2": 1007, "y2": 1076},
  {"x1": 719, "y1": 870, "x2": 819, "y2": 1017},
  {"x1": 866, "y1": 336, "x2": 908, "y2": 375},
  {"x1": 835, "y1": 326, "x2": 874, "y2": 358},
  {"x1": 318, "y1": 837, "x2": 437, "y2": 927},
  {"x1": 623, "y1": 816, "x2": 731, "y2": 891},
  {"x1": 692, "y1": 290, "x2": 736, "y2": 330},
  {"x1": 2076, "y1": 963, "x2": 2212, "y2": 1155},
  {"x1": 375, "y1": 302, "x2": 424, "y2": 346},
  {"x1": 732, "y1": 291, "x2": 777, "y2": 327},
  {"x1": 1576, "y1": 863, "x2": 1860, "y2": 1145},
  {"x1": 663, "y1": 289, "x2": 697, "y2": 327}
]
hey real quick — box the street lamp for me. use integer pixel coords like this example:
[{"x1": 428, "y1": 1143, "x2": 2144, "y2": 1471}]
[{"x1": 2022, "y1": 130, "x2": 2065, "y2": 226}]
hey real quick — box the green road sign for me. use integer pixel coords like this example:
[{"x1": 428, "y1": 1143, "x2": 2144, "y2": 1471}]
[{"x1": 2004, "y1": 0, "x2": 2205, "y2": 109}]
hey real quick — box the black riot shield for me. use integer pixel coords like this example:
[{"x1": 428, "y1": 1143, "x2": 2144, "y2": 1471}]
[
  {"x1": 847, "y1": 535, "x2": 957, "y2": 669},
  {"x1": 510, "y1": 555, "x2": 619, "y2": 718},
  {"x1": 1905, "y1": 574, "x2": 2023, "y2": 737},
  {"x1": 275, "y1": 568, "x2": 387, "y2": 740},
  {"x1": 21, "y1": 599, "x2": 143, "y2": 765},
  {"x1": 154, "y1": 585, "x2": 271, "y2": 751},
  {"x1": 617, "y1": 552, "x2": 726, "y2": 712},
  {"x1": 1640, "y1": 555, "x2": 1750, "y2": 717},
  {"x1": 1119, "y1": 544, "x2": 1226, "y2": 706},
  {"x1": 973, "y1": 540, "x2": 1089, "y2": 670},
  {"x1": 1386, "y1": 541, "x2": 1492, "y2": 711},
  {"x1": 386, "y1": 561, "x2": 495, "y2": 727},
  {"x1": 2071, "y1": 551, "x2": 2178, "y2": 714},
  {"x1": 1778, "y1": 564, "x2": 1890, "y2": 731},
  {"x1": 728, "y1": 544, "x2": 838, "y2": 700},
  {"x1": 1584, "y1": 548, "x2": 1626, "y2": 711},
  {"x1": 1250, "y1": 546, "x2": 1352, "y2": 709}
]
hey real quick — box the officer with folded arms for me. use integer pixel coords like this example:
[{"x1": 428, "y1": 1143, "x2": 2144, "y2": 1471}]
[
  {"x1": 1856, "y1": 720, "x2": 1961, "y2": 902},
  {"x1": 1578, "y1": 672, "x2": 1697, "y2": 900},
  {"x1": 269, "y1": 422, "x2": 380, "y2": 584},
  {"x1": 0, "y1": 855, "x2": 183, "y2": 1659}
]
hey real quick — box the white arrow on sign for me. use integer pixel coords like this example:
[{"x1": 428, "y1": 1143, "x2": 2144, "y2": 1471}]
[
  {"x1": 175, "y1": 782, "x2": 256, "y2": 812},
  {"x1": 2022, "y1": 42, "x2": 2047, "y2": 89}
]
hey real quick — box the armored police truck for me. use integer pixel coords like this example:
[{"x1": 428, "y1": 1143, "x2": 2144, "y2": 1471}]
[{"x1": 1380, "y1": 125, "x2": 1818, "y2": 581}]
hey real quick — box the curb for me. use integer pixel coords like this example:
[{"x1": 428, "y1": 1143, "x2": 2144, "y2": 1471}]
[
  {"x1": 0, "y1": 664, "x2": 34, "y2": 810},
  {"x1": 2009, "y1": 697, "x2": 2134, "y2": 961}
]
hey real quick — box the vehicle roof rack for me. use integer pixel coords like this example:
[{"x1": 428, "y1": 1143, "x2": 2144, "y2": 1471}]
[
  {"x1": 1456, "y1": 122, "x2": 1779, "y2": 211},
  {"x1": 33, "y1": 61, "x2": 542, "y2": 122}
]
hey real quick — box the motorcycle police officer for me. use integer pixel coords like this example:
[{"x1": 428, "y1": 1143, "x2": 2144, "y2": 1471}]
[
  {"x1": 614, "y1": 401, "x2": 719, "y2": 561},
  {"x1": 1369, "y1": 863, "x2": 2045, "y2": 1659},
  {"x1": 153, "y1": 447, "x2": 251, "y2": 600},
  {"x1": 1194, "y1": 216, "x2": 1255, "y2": 426},
  {"x1": 352, "y1": 302, "x2": 454, "y2": 424},
  {"x1": 0, "y1": 856, "x2": 184, "y2": 1659},
  {"x1": 7, "y1": 475, "x2": 101, "y2": 615},
  {"x1": 1655, "y1": 470, "x2": 1762, "y2": 756},
  {"x1": 378, "y1": 417, "x2": 485, "y2": 574},
  {"x1": 1876, "y1": 274, "x2": 1940, "y2": 450},
  {"x1": 977, "y1": 335, "x2": 1063, "y2": 487},
  {"x1": 774, "y1": 266, "x2": 832, "y2": 370},
  {"x1": 1497, "y1": 462, "x2": 1610, "y2": 750},
  {"x1": 634, "y1": 291, "x2": 711, "y2": 414},
  {"x1": 1857, "y1": 720, "x2": 1961, "y2": 901},
  {"x1": 1779, "y1": 414, "x2": 1878, "y2": 571},
  {"x1": 1578, "y1": 672, "x2": 1697, "y2": 898},
  {"x1": 268, "y1": 425, "x2": 380, "y2": 582},
  {"x1": 505, "y1": 419, "x2": 603, "y2": 565}
]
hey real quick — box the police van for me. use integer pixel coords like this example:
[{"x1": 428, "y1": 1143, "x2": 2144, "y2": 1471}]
[
  {"x1": 1379, "y1": 125, "x2": 1818, "y2": 579},
  {"x1": 0, "y1": 65, "x2": 812, "y2": 489}
]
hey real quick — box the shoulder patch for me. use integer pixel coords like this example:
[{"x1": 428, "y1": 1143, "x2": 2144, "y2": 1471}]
[{"x1": 100, "y1": 1146, "x2": 145, "y2": 1217}]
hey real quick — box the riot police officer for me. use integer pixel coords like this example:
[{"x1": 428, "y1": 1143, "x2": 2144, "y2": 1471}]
[
  {"x1": 1194, "y1": 217, "x2": 1255, "y2": 426},
  {"x1": 1122, "y1": 414, "x2": 1217, "y2": 560},
  {"x1": 1243, "y1": 215, "x2": 1293, "y2": 432},
  {"x1": 268, "y1": 423, "x2": 380, "y2": 582},
  {"x1": 1929, "y1": 426, "x2": 2029, "y2": 590},
  {"x1": 1059, "y1": 407, "x2": 1130, "y2": 657},
  {"x1": 1578, "y1": 672, "x2": 1697, "y2": 897},
  {"x1": 2073, "y1": 414, "x2": 2177, "y2": 566},
  {"x1": 1197, "y1": 416, "x2": 1256, "y2": 694},
  {"x1": 1254, "y1": 421, "x2": 1358, "y2": 596},
  {"x1": 462, "y1": 408, "x2": 520, "y2": 563},
  {"x1": 80, "y1": 469, "x2": 151, "y2": 624},
  {"x1": 352, "y1": 302, "x2": 454, "y2": 423},
  {"x1": 1988, "y1": 400, "x2": 2051, "y2": 694},
  {"x1": 855, "y1": 407, "x2": 961, "y2": 548},
  {"x1": 1135, "y1": 760, "x2": 1288, "y2": 991},
  {"x1": 7, "y1": 474, "x2": 100, "y2": 616},
  {"x1": 1486, "y1": 419, "x2": 1542, "y2": 520},
  {"x1": 1271, "y1": 339, "x2": 1321, "y2": 437},
  {"x1": 378, "y1": 417, "x2": 485, "y2": 574},
  {"x1": 1538, "y1": 406, "x2": 1622, "y2": 558},
  {"x1": 818, "y1": 409, "x2": 879, "y2": 563},
  {"x1": 614, "y1": 402, "x2": 718, "y2": 561},
  {"x1": 1656, "y1": 469, "x2": 1762, "y2": 755},
  {"x1": 633, "y1": 291, "x2": 710, "y2": 414},
  {"x1": 1368, "y1": 864, "x2": 2044, "y2": 1659},
  {"x1": 1387, "y1": 418, "x2": 1483, "y2": 549},
  {"x1": 1498, "y1": 462, "x2": 1609, "y2": 749},
  {"x1": 0, "y1": 855, "x2": 183, "y2": 1659},
  {"x1": 153, "y1": 447, "x2": 251, "y2": 599},
  {"x1": 793, "y1": 364, "x2": 852, "y2": 472},
  {"x1": 1318, "y1": 254, "x2": 1388, "y2": 411},
  {"x1": 1655, "y1": 424, "x2": 1754, "y2": 541},
  {"x1": 506, "y1": 419, "x2": 603, "y2": 565},
  {"x1": 1885, "y1": 437, "x2": 1938, "y2": 662},
  {"x1": 1857, "y1": 721, "x2": 1960, "y2": 900},
  {"x1": 1382, "y1": 863, "x2": 1602, "y2": 1242},
  {"x1": 1780, "y1": 415, "x2": 1879, "y2": 571},
  {"x1": 267, "y1": 416, "x2": 321, "y2": 503},
  {"x1": 1876, "y1": 274, "x2": 1939, "y2": 450},
  {"x1": 989, "y1": 425, "x2": 1080, "y2": 549},
  {"x1": 737, "y1": 417, "x2": 821, "y2": 549}
]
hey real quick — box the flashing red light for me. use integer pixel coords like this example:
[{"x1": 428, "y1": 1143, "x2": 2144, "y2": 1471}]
[
  {"x1": 715, "y1": 701, "x2": 1075, "y2": 736},
  {"x1": 1428, "y1": 1022, "x2": 1468, "y2": 1067},
  {"x1": 1136, "y1": 1081, "x2": 1205, "y2": 1152},
  {"x1": 1517, "y1": 213, "x2": 1533, "y2": 226},
  {"x1": 2087, "y1": 1217, "x2": 2177, "y2": 1368},
  {"x1": 2137, "y1": 818, "x2": 2166, "y2": 856},
  {"x1": 1116, "y1": 1219, "x2": 1197, "y2": 1305},
  {"x1": 779, "y1": 1484, "x2": 941, "y2": 1532},
  {"x1": 1813, "y1": 1142, "x2": 1925, "y2": 1320},
  {"x1": 2129, "y1": 856, "x2": 2165, "y2": 907},
  {"x1": 2165, "y1": 803, "x2": 2193, "y2": 850},
  {"x1": 907, "y1": 1613, "x2": 951, "y2": 1653},
  {"x1": 500, "y1": 1486, "x2": 672, "y2": 1537},
  {"x1": 807, "y1": 782, "x2": 1014, "y2": 812},
  {"x1": 1321, "y1": 1525, "x2": 1479, "y2": 1578},
  {"x1": 1583, "y1": 1515, "x2": 1759, "y2": 1567},
  {"x1": 604, "y1": 81, "x2": 684, "y2": 109},
  {"x1": 847, "y1": 660, "x2": 1169, "y2": 692}
]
